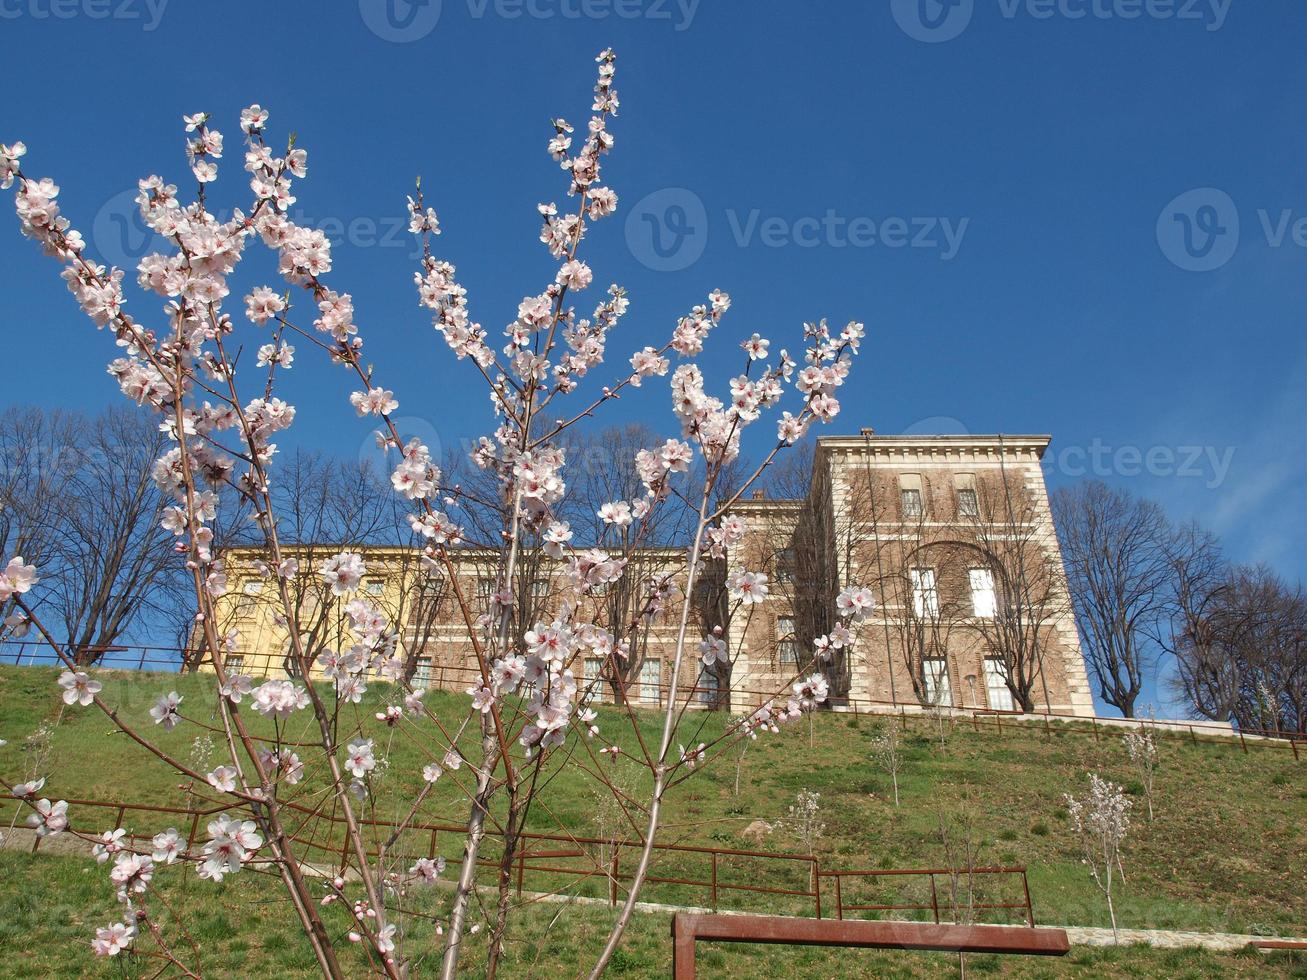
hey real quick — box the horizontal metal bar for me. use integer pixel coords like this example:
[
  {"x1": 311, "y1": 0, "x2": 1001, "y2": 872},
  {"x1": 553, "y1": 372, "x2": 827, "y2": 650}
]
[{"x1": 675, "y1": 914, "x2": 1071, "y2": 955}]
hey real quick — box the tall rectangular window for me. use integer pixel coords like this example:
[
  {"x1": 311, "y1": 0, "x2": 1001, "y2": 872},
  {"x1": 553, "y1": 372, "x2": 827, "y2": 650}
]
[
  {"x1": 923, "y1": 657, "x2": 952, "y2": 706},
  {"x1": 910, "y1": 568, "x2": 939, "y2": 618},
  {"x1": 969, "y1": 568, "x2": 997, "y2": 618},
  {"x1": 584, "y1": 658, "x2": 606, "y2": 703},
  {"x1": 777, "y1": 615, "x2": 800, "y2": 665},
  {"x1": 983, "y1": 657, "x2": 1014, "y2": 711},
  {"x1": 235, "y1": 579, "x2": 261, "y2": 618},
  {"x1": 958, "y1": 488, "x2": 979, "y2": 518},
  {"x1": 901, "y1": 488, "x2": 923, "y2": 519},
  {"x1": 776, "y1": 548, "x2": 796, "y2": 583},
  {"x1": 476, "y1": 577, "x2": 496, "y2": 612},
  {"x1": 413, "y1": 658, "x2": 433, "y2": 690},
  {"x1": 365, "y1": 579, "x2": 385, "y2": 597},
  {"x1": 639, "y1": 659, "x2": 661, "y2": 704},
  {"x1": 697, "y1": 667, "x2": 719, "y2": 706}
]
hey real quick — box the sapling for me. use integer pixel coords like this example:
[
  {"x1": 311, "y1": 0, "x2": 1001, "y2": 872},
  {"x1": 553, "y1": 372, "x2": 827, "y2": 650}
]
[
  {"x1": 873, "y1": 723, "x2": 904, "y2": 807},
  {"x1": 1122, "y1": 727, "x2": 1158, "y2": 822},
  {"x1": 1063, "y1": 772, "x2": 1131, "y2": 941},
  {"x1": 782, "y1": 788, "x2": 826, "y2": 855}
]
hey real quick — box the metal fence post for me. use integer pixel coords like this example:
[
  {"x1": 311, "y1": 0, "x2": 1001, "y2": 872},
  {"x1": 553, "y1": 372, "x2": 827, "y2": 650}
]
[
  {"x1": 609, "y1": 844, "x2": 620, "y2": 907},
  {"x1": 710, "y1": 851, "x2": 718, "y2": 910},
  {"x1": 813, "y1": 858, "x2": 822, "y2": 919}
]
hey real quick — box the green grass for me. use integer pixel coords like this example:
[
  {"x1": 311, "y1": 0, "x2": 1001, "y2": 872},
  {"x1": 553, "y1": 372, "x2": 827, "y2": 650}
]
[
  {"x1": 0, "y1": 663, "x2": 1304, "y2": 976},
  {"x1": 0, "y1": 850, "x2": 1302, "y2": 979}
]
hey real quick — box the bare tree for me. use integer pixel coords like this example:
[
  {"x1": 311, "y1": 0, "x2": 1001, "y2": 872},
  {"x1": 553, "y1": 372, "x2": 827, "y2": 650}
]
[
  {"x1": 1053, "y1": 481, "x2": 1173, "y2": 717},
  {"x1": 1163, "y1": 522, "x2": 1240, "y2": 722},
  {"x1": 37, "y1": 408, "x2": 189, "y2": 663},
  {"x1": 0, "y1": 407, "x2": 75, "y2": 640},
  {"x1": 1172, "y1": 564, "x2": 1306, "y2": 734}
]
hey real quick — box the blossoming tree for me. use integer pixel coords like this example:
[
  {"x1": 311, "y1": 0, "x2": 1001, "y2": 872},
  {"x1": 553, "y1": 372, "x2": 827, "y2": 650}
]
[
  {"x1": 1063, "y1": 771, "x2": 1131, "y2": 941},
  {"x1": 1, "y1": 50, "x2": 875, "y2": 978}
]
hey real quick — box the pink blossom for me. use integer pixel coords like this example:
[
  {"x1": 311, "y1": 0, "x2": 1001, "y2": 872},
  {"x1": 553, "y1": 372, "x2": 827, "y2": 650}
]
[
  {"x1": 28, "y1": 797, "x2": 69, "y2": 837},
  {"x1": 152, "y1": 828, "x2": 181, "y2": 864},
  {"x1": 727, "y1": 570, "x2": 769, "y2": 605},
  {"x1": 91, "y1": 921, "x2": 135, "y2": 957},
  {"x1": 149, "y1": 691, "x2": 183, "y2": 730},
  {"x1": 345, "y1": 738, "x2": 376, "y2": 779},
  {"x1": 250, "y1": 679, "x2": 309, "y2": 719},
  {"x1": 741, "y1": 333, "x2": 770, "y2": 360},
  {"x1": 350, "y1": 387, "x2": 399, "y2": 417},
  {"x1": 58, "y1": 670, "x2": 101, "y2": 706},
  {"x1": 410, "y1": 856, "x2": 446, "y2": 883},
  {"x1": 207, "y1": 765, "x2": 238, "y2": 793},
  {"x1": 0, "y1": 556, "x2": 38, "y2": 600},
  {"x1": 699, "y1": 635, "x2": 727, "y2": 665},
  {"x1": 320, "y1": 552, "x2": 366, "y2": 595}
]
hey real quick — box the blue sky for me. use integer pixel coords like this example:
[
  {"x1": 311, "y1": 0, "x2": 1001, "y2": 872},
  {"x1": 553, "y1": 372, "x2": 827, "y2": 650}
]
[{"x1": 2, "y1": 0, "x2": 1304, "y2": 713}]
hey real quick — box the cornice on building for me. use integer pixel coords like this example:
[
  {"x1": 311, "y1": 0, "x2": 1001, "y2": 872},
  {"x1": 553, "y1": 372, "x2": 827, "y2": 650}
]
[{"x1": 817, "y1": 433, "x2": 1052, "y2": 462}]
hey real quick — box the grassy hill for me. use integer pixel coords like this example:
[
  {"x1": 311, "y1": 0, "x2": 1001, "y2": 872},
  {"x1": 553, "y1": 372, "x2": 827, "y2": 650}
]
[{"x1": 0, "y1": 663, "x2": 1303, "y2": 977}]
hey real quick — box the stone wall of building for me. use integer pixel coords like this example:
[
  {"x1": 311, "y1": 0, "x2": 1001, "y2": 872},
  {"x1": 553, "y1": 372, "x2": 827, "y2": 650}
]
[{"x1": 724, "y1": 434, "x2": 1095, "y2": 717}]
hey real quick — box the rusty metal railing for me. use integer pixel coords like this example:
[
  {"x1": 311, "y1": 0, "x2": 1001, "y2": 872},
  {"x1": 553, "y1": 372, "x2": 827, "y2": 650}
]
[{"x1": 818, "y1": 865, "x2": 1036, "y2": 927}]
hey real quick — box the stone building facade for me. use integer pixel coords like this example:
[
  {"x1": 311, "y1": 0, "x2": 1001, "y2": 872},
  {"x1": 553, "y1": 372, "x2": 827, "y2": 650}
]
[
  {"x1": 203, "y1": 431, "x2": 1094, "y2": 718},
  {"x1": 724, "y1": 432, "x2": 1094, "y2": 716}
]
